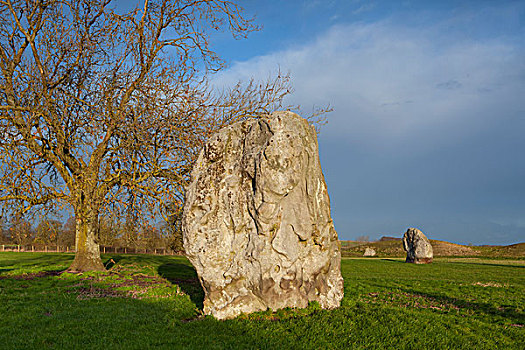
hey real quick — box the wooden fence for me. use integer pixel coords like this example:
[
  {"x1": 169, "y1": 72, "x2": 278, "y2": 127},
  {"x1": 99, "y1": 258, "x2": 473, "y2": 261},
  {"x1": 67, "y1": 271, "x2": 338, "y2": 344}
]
[{"x1": 0, "y1": 244, "x2": 178, "y2": 255}]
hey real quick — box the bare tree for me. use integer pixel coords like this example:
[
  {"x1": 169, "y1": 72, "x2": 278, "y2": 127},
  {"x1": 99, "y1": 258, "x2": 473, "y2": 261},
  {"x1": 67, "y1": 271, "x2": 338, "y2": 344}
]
[
  {"x1": 0, "y1": 0, "x2": 293, "y2": 271},
  {"x1": 34, "y1": 217, "x2": 62, "y2": 246},
  {"x1": 139, "y1": 223, "x2": 163, "y2": 251},
  {"x1": 59, "y1": 216, "x2": 76, "y2": 248},
  {"x1": 98, "y1": 215, "x2": 119, "y2": 247},
  {"x1": 163, "y1": 201, "x2": 184, "y2": 253},
  {"x1": 356, "y1": 235, "x2": 370, "y2": 243},
  {"x1": 6, "y1": 215, "x2": 34, "y2": 246},
  {"x1": 0, "y1": 214, "x2": 8, "y2": 243}
]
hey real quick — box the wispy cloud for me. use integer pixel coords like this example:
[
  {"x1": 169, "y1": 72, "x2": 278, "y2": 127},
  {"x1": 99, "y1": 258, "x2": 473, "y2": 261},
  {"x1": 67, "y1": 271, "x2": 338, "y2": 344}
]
[
  {"x1": 212, "y1": 6, "x2": 525, "y2": 244},
  {"x1": 214, "y1": 19, "x2": 524, "y2": 149},
  {"x1": 436, "y1": 79, "x2": 462, "y2": 90},
  {"x1": 352, "y1": 2, "x2": 375, "y2": 15}
]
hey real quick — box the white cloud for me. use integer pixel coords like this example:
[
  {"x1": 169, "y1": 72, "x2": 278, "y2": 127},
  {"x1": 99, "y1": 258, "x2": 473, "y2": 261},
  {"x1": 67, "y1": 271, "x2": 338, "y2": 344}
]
[
  {"x1": 213, "y1": 20, "x2": 525, "y2": 153},
  {"x1": 211, "y1": 13, "x2": 525, "y2": 244},
  {"x1": 352, "y1": 2, "x2": 375, "y2": 15}
]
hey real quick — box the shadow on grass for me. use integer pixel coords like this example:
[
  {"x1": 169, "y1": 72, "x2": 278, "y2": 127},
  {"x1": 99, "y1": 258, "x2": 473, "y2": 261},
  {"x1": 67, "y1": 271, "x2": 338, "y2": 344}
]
[
  {"x1": 460, "y1": 262, "x2": 525, "y2": 269},
  {"x1": 0, "y1": 269, "x2": 65, "y2": 280},
  {"x1": 0, "y1": 252, "x2": 74, "y2": 270},
  {"x1": 366, "y1": 278, "x2": 525, "y2": 326},
  {"x1": 103, "y1": 256, "x2": 123, "y2": 270},
  {"x1": 381, "y1": 259, "x2": 406, "y2": 263},
  {"x1": 0, "y1": 268, "x2": 14, "y2": 274},
  {"x1": 0, "y1": 273, "x2": 297, "y2": 349},
  {"x1": 97, "y1": 254, "x2": 205, "y2": 310},
  {"x1": 401, "y1": 287, "x2": 525, "y2": 325},
  {"x1": 158, "y1": 262, "x2": 204, "y2": 310}
]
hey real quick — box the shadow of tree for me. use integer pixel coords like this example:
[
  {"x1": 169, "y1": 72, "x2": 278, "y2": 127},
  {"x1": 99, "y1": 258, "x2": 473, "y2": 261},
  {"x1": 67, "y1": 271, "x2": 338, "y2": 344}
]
[
  {"x1": 103, "y1": 256, "x2": 123, "y2": 270},
  {"x1": 158, "y1": 262, "x2": 204, "y2": 310},
  {"x1": 365, "y1": 279, "x2": 525, "y2": 326},
  {"x1": 0, "y1": 271, "x2": 297, "y2": 349},
  {"x1": 1, "y1": 269, "x2": 65, "y2": 280},
  {"x1": 0, "y1": 253, "x2": 74, "y2": 269},
  {"x1": 458, "y1": 262, "x2": 525, "y2": 269},
  {"x1": 399, "y1": 287, "x2": 525, "y2": 325},
  {"x1": 381, "y1": 259, "x2": 406, "y2": 264}
]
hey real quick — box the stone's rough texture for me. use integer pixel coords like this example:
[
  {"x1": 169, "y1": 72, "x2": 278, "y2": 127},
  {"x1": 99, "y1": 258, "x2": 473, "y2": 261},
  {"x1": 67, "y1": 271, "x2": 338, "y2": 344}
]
[
  {"x1": 363, "y1": 247, "x2": 376, "y2": 257},
  {"x1": 183, "y1": 111, "x2": 344, "y2": 320},
  {"x1": 403, "y1": 228, "x2": 433, "y2": 264}
]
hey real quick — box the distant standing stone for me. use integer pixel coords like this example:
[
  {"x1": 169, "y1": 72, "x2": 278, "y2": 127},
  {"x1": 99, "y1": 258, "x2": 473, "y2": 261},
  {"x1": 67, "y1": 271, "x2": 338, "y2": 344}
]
[
  {"x1": 403, "y1": 228, "x2": 433, "y2": 264},
  {"x1": 183, "y1": 111, "x2": 344, "y2": 320},
  {"x1": 363, "y1": 247, "x2": 376, "y2": 257}
]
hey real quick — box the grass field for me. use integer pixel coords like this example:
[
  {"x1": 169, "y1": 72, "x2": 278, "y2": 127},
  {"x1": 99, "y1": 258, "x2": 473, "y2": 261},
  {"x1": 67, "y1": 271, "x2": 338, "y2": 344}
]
[{"x1": 1, "y1": 252, "x2": 524, "y2": 349}]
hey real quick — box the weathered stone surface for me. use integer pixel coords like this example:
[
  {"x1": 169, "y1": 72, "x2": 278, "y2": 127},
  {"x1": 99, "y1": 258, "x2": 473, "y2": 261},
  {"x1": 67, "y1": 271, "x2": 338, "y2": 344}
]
[
  {"x1": 183, "y1": 111, "x2": 344, "y2": 319},
  {"x1": 363, "y1": 247, "x2": 376, "y2": 257},
  {"x1": 403, "y1": 228, "x2": 433, "y2": 264}
]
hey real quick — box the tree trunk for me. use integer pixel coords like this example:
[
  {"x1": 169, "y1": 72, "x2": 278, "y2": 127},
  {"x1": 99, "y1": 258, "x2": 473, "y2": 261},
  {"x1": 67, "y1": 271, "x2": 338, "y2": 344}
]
[{"x1": 68, "y1": 206, "x2": 105, "y2": 272}]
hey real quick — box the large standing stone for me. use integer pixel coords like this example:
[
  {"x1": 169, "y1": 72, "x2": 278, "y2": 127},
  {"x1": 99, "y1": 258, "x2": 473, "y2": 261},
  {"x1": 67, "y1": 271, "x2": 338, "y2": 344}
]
[
  {"x1": 403, "y1": 228, "x2": 433, "y2": 264},
  {"x1": 183, "y1": 111, "x2": 344, "y2": 319},
  {"x1": 363, "y1": 247, "x2": 376, "y2": 257}
]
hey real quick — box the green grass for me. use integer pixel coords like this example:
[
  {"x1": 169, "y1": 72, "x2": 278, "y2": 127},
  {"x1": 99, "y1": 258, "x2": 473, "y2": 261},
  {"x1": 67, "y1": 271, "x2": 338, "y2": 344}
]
[{"x1": 1, "y1": 252, "x2": 524, "y2": 349}]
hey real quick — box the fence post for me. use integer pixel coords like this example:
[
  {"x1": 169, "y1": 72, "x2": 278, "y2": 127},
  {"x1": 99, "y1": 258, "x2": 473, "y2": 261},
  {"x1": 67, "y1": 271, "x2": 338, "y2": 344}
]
[
  {"x1": 1, "y1": 245, "x2": 4, "y2": 252},
  {"x1": 18, "y1": 245, "x2": 20, "y2": 252},
  {"x1": 103, "y1": 246, "x2": 106, "y2": 254},
  {"x1": 124, "y1": 247, "x2": 127, "y2": 254},
  {"x1": 45, "y1": 246, "x2": 47, "y2": 252}
]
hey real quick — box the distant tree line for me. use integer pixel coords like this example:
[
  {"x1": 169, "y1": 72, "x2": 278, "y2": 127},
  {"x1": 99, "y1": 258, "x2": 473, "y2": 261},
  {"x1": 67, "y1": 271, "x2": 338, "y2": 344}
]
[
  {"x1": 355, "y1": 235, "x2": 370, "y2": 242},
  {"x1": 0, "y1": 214, "x2": 183, "y2": 254}
]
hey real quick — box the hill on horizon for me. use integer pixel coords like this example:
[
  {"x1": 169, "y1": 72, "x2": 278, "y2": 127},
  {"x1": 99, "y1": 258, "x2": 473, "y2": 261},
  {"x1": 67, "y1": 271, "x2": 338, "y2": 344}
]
[{"x1": 341, "y1": 237, "x2": 525, "y2": 258}]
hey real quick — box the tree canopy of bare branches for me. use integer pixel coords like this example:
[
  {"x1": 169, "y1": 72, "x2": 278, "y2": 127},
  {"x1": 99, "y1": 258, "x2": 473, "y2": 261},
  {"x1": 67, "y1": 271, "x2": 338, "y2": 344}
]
[{"x1": 0, "y1": 0, "x2": 292, "y2": 271}]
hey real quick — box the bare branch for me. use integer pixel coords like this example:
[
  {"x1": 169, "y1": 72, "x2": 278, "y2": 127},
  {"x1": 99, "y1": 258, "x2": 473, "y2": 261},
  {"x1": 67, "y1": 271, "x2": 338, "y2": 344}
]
[{"x1": 0, "y1": 0, "x2": 318, "y2": 271}]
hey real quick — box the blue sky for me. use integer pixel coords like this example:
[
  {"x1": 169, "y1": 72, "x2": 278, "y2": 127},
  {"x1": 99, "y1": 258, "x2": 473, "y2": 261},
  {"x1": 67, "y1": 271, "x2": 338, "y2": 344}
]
[{"x1": 209, "y1": 0, "x2": 525, "y2": 245}]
